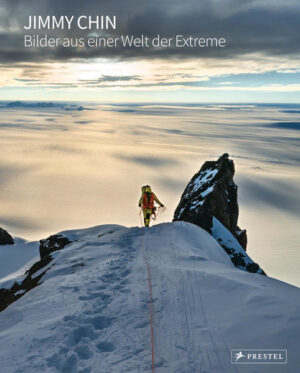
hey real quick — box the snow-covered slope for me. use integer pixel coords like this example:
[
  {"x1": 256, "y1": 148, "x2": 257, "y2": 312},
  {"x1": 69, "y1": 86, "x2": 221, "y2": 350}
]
[
  {"x1": 0, "y1": 222, "x2": 299, "y2": 373},
  {"x1": 0, "y1": 238, "x2": 39, "y2": 288},
  {"x1": 211, "y1": 217, "x2": 264, "y2": 274}
]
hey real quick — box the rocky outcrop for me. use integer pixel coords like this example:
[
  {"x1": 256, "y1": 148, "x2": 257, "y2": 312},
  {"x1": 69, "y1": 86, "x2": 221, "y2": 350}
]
[
  {"x1": 174, "y1": 153, "x2": 247, "y2": 249},
  {"x1": 174, "y1": 153, "x2": 265, "y2": 275},
  {"x1": 40, "y1": 234, "x2": 71, "y2": 260},
  {"x1": 0, "y1": 233, "x2": 72, "y2": 312},
  {"x1": 211, "y1": 216, "x2": 266, "y2": 275},
  {"x1": 0, "y1": 255, "x2": 52, "y2": 312},
  {"x1": 0, "y1": 227, "x2": 14, "y2": 245}
]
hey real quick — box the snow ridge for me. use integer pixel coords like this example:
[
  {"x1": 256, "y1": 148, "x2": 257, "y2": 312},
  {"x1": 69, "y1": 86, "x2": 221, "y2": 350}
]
[{"x1": 0, "y1": 222, "x2": 299, "y2": 373}]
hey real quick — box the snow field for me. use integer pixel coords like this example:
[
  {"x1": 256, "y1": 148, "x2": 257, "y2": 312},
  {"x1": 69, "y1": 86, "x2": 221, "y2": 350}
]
[{"x1": 0, "y1": 222, "x2": 299, "y2": 372}]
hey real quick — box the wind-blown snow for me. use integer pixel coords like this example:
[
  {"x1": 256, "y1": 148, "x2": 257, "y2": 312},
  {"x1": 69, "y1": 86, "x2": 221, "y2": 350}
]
[{"x1": 0, "y1": 222, "x2": 299, "y2": 372}]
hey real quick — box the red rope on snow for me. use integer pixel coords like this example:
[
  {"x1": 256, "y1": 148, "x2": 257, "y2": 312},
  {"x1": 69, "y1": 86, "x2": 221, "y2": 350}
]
[{"x1": 143, "y1": 252, "x2": 156, "y2": 372}]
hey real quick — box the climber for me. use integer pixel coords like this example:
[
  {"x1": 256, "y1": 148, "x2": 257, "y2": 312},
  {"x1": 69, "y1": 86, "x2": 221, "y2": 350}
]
[{"x1": 138, "y1": 185, "x2": 164, "y2": 227}]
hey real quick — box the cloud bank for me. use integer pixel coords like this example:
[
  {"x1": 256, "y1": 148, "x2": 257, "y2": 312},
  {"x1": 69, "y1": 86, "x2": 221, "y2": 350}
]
[{"x1": 0, "y1": 0, "x2": 300, "y2": 63}]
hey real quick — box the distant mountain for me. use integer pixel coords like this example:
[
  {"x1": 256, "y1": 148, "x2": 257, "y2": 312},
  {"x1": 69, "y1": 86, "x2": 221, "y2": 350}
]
[{"x1": 0, "y1": 101, "x2": 91, "y2": 111}]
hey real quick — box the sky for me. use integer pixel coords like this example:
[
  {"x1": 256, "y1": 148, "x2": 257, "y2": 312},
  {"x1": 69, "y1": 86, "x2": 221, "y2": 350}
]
[{"x1": 0, "y1": 0, "x2": 300, "y2": 102}]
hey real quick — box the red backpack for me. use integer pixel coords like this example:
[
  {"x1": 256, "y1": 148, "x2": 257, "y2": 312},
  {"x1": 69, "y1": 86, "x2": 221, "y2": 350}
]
[{"x1": 142, "y1": 192, "x2": 154, "y2": 209}]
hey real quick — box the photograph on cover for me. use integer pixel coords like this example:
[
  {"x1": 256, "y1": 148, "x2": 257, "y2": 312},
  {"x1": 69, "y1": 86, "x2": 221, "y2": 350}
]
[{"x1": 0, "y1": 0, "x2": 299, "y2": 372}]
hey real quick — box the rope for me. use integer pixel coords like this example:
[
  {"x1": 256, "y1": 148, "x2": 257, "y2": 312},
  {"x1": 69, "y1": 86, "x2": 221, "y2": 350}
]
[
  {"x1": 142, "y1": 231, "x2": 156, "y2": 373},
  {"x1": 152, "y1": 206, "x2": 167, "y2": 222},
  {"x1": 139, "y1": 205, "x2": 166, "y2": 226},
  {"x1": 145, "y1": 256, "x2": 155, "y2": 372},
  {"x1": 156, "y1": 206, "x2": 166, "y2": 219},
  {"x1": 138, "y1": 206, "x2": 166, "y2": 370}
]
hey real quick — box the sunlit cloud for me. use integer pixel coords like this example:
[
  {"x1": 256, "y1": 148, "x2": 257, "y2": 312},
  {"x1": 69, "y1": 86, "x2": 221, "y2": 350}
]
[
  {"x1": 0, "y1": 0, "x2": 299, "y2": 101},
  {"x1": 0, "y1": 53, "x2": 300, "y2": 99}
]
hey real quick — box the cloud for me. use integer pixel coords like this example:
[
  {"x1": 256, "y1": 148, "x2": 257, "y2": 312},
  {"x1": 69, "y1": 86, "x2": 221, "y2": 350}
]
[
  {"x1": 74, "y1": 120, "x2": 93, "y2": 124},
  {"x1": 14, "y1": 78, "x2": 40, "y2": 82},
  {"x1": 155, "y1": 177, "x2": 187, "y2": 191},
  {"x1": 115, "y1": 109, "x2": 137, "y2": 113},
  {"x1": 98, "y1": 75, "x2": 141, "y2": 83},
  {"x1": 115, "y1": 155, "x2": 180, "y2": 167},
  {"x1": 46, "y1": 144, "x2": 86, "y2": 155},
  {"x1": 0, "y1": 163, "x2": 34, "y2": 187},
  {"x1": 0, "y1": 101, "x2": 91, "y2": 111},
  {"x1": 0, "y1": 102, "x2": 298, "y2": 242},
  {"x1": 280, "y1": 110, "x2": 300, "y2": 114},
  {"x1": 0, "y1": 216, "x2": 41, "y2": 231},
  {"x1": 239, "y1": 177, "x2": 300, "y2": 218},
  {"x1": 269, "y1": 122, "x2": 300, "y2": 130},
  {"x1": 76, "y1": 75, "x2": 141, "y2": 87},
  {"x1": 0, "y1": 0, "x2": 300, "y2": 63}
]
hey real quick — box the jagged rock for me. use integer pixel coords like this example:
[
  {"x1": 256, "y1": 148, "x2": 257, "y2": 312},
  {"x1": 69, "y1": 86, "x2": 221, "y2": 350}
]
[
  {"x1": 246, "y1": 262, "x2": 261, "y2": 273},
  {"x1": 174, "y1": 154, "x2": 266, "y2": 275},
  {"x1": 173, "y1": 153, "x2": 247, "y2": 250},
  {"x1": 0, "y1": 233, "x2": 72, "y2": 312},
  {"x1": 234, "y1": 228, "x2": 247, "y2": 250},
  {"x1": 39, "y1": 234, "x2": 71, "y2": 260},
  {"x1": 212, "y1": 216, "x2": 266, "y2": 275},
  {"x1": 0, "y1": 227, "x2": 14, "y2": 245},
  {"x1": 0, "y1": 255, "x2": 52, "y2": 312}
]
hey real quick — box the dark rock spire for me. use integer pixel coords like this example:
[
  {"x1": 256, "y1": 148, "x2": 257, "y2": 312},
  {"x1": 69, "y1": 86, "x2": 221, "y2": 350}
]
[
  {"x1": 174, "y1": 153, "x2": 265, "y2": 275},
  {"x1": 173, "y1": 153, "x2": 247, "y2": 249}
]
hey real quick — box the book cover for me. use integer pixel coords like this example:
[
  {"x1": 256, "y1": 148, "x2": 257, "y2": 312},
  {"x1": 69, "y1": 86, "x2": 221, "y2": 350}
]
[{"x1": 0, "y1": 1, "x2": 299, "y2": 372}]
